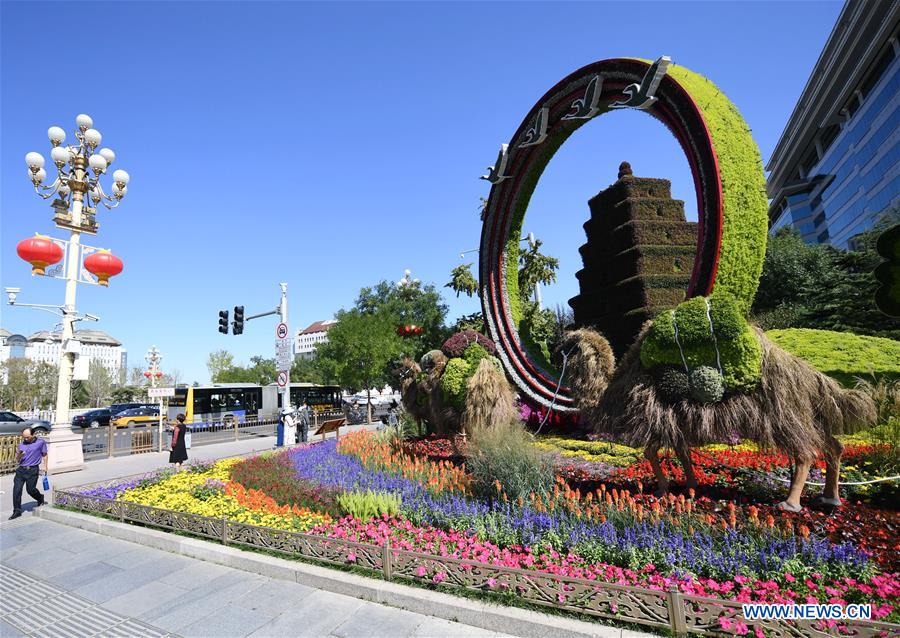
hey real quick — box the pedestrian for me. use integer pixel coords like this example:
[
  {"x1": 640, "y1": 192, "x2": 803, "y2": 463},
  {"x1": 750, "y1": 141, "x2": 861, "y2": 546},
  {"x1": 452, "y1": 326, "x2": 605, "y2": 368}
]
[
  {"x1": 9, "y1": 427, "x2": 47, "y2": 520},
  {"x1": 282, "y1": 407, "x2": 297, "y2": 446},
  {"x1": 169, "y1": 413, "x2": 189, "y2": 470},
  {"x1": 298, "y1": 401, "x2": 310, "y2": 443},
  {"x1": 388, "y1": 400, "x2": 399, "y2": 428}
]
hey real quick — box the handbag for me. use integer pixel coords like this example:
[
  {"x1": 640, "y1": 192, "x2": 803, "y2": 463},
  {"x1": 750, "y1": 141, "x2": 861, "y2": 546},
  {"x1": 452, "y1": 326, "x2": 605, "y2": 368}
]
[
  {"x1": 185, "y1": 431, "x2": 192, "y2": 449},
  {"x1": 42, "y1": 474, "x2": 50, "y2": 491}
]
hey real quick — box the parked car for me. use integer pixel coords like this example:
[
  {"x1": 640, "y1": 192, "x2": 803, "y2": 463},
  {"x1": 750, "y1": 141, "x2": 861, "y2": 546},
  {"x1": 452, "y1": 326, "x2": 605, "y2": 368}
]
[
  {"x1": 72, "y1": 408, "x2": 113, "y2": 429},
  {"x1": 0, "y1": 411, "x2": 52, "y2": 436},
  {"x1": 110, "y1": 406, "x2": 160, "y2": 428},
  {"x1": 109, "y1": 402, "x2": 154, "y2": 416}
]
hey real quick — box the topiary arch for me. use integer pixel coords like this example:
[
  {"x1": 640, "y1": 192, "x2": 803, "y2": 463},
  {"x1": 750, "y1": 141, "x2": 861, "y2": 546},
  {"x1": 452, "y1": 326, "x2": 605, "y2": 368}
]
[{"x1": 479, "y1": 57, "x2": 768, "y2": 411}]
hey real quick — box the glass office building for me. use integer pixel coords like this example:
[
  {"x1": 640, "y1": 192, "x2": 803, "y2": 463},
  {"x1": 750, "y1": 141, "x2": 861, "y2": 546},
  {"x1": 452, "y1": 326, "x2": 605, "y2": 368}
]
[{"x1": 767, "y1": 0, "x2": 899, "y2": 249}]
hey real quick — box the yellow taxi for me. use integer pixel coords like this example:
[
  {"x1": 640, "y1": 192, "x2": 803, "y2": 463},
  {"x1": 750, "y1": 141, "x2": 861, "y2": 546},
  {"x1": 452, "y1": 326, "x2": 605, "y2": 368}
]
[{"x1": 111, "y1": 405, "x2": 160, "y2": 428}]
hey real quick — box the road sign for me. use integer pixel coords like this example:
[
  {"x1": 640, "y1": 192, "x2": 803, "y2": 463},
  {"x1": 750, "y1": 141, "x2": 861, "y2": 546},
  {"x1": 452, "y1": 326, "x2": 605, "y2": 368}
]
[
  {"x1": 276, "y1": 371, "x2": 288, "y2": 387},
  {"x1": 275, "y1": 322, "x2": 292, "y2": 371},
  {"x1": 148, "y1": 387, "x2": 176, "y2": 398},
  {"x1": 276, "y1": 323, "x2": 288, "y2": 339}
]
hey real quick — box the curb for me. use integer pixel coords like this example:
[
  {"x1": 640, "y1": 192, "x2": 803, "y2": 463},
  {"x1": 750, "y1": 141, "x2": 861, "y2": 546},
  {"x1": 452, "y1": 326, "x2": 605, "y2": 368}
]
[{"x1": 35, "y1": 507, "x2": 649, "y2": 638}]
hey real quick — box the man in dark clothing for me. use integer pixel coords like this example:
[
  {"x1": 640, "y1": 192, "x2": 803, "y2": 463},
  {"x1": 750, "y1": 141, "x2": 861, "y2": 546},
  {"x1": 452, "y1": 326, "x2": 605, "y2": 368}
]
[
  {"x1": 298, "y1": 402, "x2": 310, "y2": 443},
  {"x1": 10, "y1": 427, "x2": 48, "y2": 520}
]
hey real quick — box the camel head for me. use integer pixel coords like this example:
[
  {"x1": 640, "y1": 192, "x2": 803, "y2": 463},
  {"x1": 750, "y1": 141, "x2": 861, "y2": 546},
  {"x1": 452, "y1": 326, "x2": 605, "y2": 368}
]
[{"x1": 555, "y1": 328, "x2": 616, "y2": 412}]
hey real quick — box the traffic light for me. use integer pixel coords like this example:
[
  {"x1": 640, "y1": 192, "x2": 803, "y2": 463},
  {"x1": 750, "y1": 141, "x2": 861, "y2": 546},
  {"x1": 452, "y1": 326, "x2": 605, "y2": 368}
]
[
  {"x1": 232, "y1": 305, "x2": 245, "y2": 335},
  {"x1": 218, "y1": 310, "x2": 229, "y2": 334}
]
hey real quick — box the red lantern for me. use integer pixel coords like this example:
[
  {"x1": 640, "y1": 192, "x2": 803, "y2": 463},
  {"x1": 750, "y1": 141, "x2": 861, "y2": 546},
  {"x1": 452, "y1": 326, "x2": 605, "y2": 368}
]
[
  {"x1": 144, "y1": 371, "x2": 152, "y2": 378},
  {"x1": 83, "y1": 249, "x2": 123, "y2": 287},
  {"x1": 17, "y1": 234, "x2": 63, "y2": 276},
  {"x1": 154, "y1": 372, "x2": 163, "y2": 378}
]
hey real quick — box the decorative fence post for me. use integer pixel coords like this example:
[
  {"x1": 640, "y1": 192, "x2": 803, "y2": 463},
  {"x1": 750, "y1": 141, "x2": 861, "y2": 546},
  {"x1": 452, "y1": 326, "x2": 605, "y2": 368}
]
[
  {"x1": 382, "y1": 539, "x2": 392, "y2": 581},
  {"x1": 107, "y1": 425, "x2": 114, "y2": 458},
  {"x1": 222, "y1": 516, "x2": 229, "y2": 545},
  {"x1": 666, "y1": 583, "x2": 688, "y2": 636}
]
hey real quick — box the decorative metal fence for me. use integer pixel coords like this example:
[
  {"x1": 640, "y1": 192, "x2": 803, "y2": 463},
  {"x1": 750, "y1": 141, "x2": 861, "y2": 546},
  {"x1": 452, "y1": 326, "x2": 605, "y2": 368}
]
[
  {"x1": 52, "y1": 487, "x2": 900, "y2": 638},
  {"x1": 0, "y1": 434, "x2": 23, "y2": 474}
]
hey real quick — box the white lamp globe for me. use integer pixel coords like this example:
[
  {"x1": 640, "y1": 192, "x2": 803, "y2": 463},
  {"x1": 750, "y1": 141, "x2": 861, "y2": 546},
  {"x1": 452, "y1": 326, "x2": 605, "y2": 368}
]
[
  {"x1": 83, "y1": 128, "x2": 102, "y2": 147},
  {"x1": 48, "y1": 126, "x2": 66, "y2": 145},
  {"x1": 98, "y1": 148, "x2": 115, "y2": 165},
  {"x1": 33, "y1": 168, "x2": 47, "y2": 183},
  {"x1": 51, "y1": 146, "x2": 69, "y2": 165},
  {"x1": 25, "y1": 152, "x2": 45, "y2": 170},
  {"x1": 112, "y1": 169, "x2": 130, "y2": 185},
  {"x1": 89, "y1": 154, "x2": 108, "y2": 172},
  {"x1": 58, "y1": 183, "x2": 71, "y2": 196},
  {"x1": 91, "y1": 186, "x2": 102, "y2": 202},
  {"x1": 76, "y1": 114, "x2": 93, "y2": 130},
  {"x1": 112, "y1": 184, "x2": 127, "y2": 197}
]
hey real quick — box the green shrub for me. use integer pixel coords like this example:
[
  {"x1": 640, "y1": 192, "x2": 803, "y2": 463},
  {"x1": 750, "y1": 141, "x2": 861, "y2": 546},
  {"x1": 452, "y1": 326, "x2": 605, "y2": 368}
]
[
  {"x1": 641, "y1": 292, "x2": 762, "y2": 391},
  {"x1": 463, "y1": 342, "x2": 491, "y2": 370},
  {"x1": 766, "y1": 328, "x2": 900, "y2": 387},
  {"x1": 336, "y1": 490, "x2": 402, "y2": 521},
  {"x1": 689, "y1": 366, "x2": 725, "y2": 403},
  {"x1": 467, "y1": 420, "x2": 555, "y2": 502},
  {"x1": 655, "y1": 366, "x2": 690, "y2": 402},
  {"x1": 440, "y1": 358, "x2": 470, "y2": 410}
]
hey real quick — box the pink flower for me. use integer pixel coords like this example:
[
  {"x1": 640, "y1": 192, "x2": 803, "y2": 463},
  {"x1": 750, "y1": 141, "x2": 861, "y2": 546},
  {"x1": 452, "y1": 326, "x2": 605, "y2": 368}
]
[
  {"x1": 734, "y1": 621, "x2": 748, "y2": 635},
  {"x1": 432, "y1": 572, "x2": 446, "y2": 584},
  {"x1": 719, "y1": 617, "x2": 734, "y2": 630},
  {"x1": 784, "y1": 573, "x2": 796, "y2": 583},
  {"x1": 346, "y1": 552, "x2": 357, "y2": 562},
  {"x1": 415, "y1": 565, "x2": 427, "y2": 577},
  {"x1": 486, "y1": 578, "x2": 497, "y2": 589}
]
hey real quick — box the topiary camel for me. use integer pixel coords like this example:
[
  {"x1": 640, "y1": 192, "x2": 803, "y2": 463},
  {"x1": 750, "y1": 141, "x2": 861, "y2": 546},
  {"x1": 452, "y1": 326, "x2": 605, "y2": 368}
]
[{"x1": 558, "y1": 293, "x2": 877, "y2": 511}]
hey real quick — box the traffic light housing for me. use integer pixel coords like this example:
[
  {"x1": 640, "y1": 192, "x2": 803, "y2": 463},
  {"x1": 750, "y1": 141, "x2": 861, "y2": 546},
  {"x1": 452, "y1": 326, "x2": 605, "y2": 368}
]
[
  {"x1": 218, "y1": 310, "x2": 229, "y2": 334},
  {"x1": 233, "y1": 305, "x2": 245, "y2": 335}
]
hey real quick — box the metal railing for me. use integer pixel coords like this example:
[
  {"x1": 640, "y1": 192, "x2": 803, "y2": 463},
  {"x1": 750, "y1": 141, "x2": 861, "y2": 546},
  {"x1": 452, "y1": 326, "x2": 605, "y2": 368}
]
[
  {"x1": 0, "y1": 435, "x2": 23, "y2": 474},
  {"x1": 52, "y1": 486, "x2": 900, "y2": 638}
]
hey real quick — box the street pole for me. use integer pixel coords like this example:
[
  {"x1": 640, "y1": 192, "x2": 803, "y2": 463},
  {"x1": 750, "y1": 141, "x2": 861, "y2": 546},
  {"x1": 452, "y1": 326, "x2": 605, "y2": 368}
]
[{"x1": 279, "y1": 282, "x2": 290, "y2": 412}]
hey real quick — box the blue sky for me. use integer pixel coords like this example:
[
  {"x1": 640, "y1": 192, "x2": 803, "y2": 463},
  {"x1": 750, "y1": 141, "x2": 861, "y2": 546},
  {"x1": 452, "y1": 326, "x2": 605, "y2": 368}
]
[{"x1": 1, "y1": 1, "x2": 842, "y2": 384}]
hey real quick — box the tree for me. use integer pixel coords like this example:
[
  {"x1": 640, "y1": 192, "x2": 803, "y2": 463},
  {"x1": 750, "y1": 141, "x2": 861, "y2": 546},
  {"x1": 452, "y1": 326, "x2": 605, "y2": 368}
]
[
  {"x1": 315, "y1": 309, "x2": 403, "y2": 422},
  {"x1": 0, "y1": 360, "x2": 58, "y2": 410},
  {"x1": 206, "y1": 350, "x2": 235, "y2": 383},
  {"x1": 518, "y1": 238, "x2": 559, "y2": 302},
  {"x1": 354, "y1": 279, "x2": 449, "y2": 361},
  {"x1": 86, "y1": 360, "x2": 113, "y2": 408},
  {"x1": 161, "y1": 368, "x2": 182, "y2": 387},
  {"x1": 445, "y1": 263, "x2": 479, "y2": 298},
  {"x1": 450, "y1": 311, "x2": 485, "y2": 334},
  {"x1": 216, "y1": 356, "x2": 275, "y2": 385},
  {"x1": 129, "y1": 366, "x2": 146, "y2": 386},
  {"x1": 291, "y1": 356, "x2": 323, "y2": 384},
  {"x1": 110, "y1": 385, "x2": 141, "y2": 403}
]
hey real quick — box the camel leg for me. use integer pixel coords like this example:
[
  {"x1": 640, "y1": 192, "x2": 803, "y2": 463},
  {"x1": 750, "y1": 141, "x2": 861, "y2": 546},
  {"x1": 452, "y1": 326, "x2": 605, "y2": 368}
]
[
  {"x1": 645, "y1": 444, "x2": 669, "y2": 497},
  {"x1": 821, "y1": 437, "x2": 844, "y2": 504},
  {"x1": 780, "y1": 460, "x2": 812, "y2": 510},
  {"x1": 674, "y1": 445, "x2": 698, "y2": 491}
]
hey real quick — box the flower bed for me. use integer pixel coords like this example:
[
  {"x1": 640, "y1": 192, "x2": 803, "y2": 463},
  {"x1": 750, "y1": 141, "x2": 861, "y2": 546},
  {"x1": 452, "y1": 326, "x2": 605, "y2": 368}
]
[{"x1": 67, "y1": 433, "x2": 900, "y2": 632}]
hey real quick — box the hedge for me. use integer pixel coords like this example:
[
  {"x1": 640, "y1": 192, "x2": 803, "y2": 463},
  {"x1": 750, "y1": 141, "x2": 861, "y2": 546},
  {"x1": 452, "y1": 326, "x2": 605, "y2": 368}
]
[{"x1": 765, "y1": 328, "x2": 900, "y2": 387}]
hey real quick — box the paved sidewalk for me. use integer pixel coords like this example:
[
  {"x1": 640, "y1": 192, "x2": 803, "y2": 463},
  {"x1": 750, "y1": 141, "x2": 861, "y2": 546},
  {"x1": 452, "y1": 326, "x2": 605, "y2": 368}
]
[
  {"x1": 0, "y1": 425, "x2": 375, "y2": 518},
  {"x1": 1, "y1": 516, "x2": 515, "y2": 638}
]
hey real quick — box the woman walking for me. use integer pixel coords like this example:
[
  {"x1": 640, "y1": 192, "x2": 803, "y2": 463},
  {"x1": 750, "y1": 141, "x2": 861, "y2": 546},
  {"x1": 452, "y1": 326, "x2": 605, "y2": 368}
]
[{"x1": 169, "y1": 413, "x2": 189, "y2": 470}]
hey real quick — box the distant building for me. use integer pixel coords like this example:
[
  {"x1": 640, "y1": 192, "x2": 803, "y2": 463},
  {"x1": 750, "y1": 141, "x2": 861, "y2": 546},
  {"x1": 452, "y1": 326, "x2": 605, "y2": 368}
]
[
  {"x1": 0, "y1": 328, "x2": 127, "y2": 384},
  {"x1": 767, "y1": 0, "x2": 899, "y2": 248},
  {"x1": 295, "y1": 319, "x2": 337, "y2": 360}
]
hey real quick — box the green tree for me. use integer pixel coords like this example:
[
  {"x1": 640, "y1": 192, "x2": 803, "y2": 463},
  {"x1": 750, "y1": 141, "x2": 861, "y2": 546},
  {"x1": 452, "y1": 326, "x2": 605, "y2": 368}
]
[
  {"x1": 315, "y1": 309, "x2": 403, "y2": 422},
  {"x1": 206, "y1": 350, "x2": 235, "y2": 383},
  {"x1": 217, "y1": 356, "x2": 276, "y2": 385},
  {"x1": 0, "y1": 360, "x2": 58, "y2": 410},
  {"x1": 451, "y1": 311, "x2": 485, "y2": 333},
  {"x1": 354, "y1": 279, "x2": 449, "y2": 360},
  {"x1": 86, "y1": 360, "x2": 113, "y2": 408},
  {"x1": 291, "y1": 356, "x2": 323, "y2": 384},
  {"x1": 445, "y1": 263, "x2": 479, "y2": 298},
  {"x1": 518, "y1": 238, "x2": 559, "y2": 303},
  {"x1": 110, "y1": 385, "x2": 141, "y2": 403}
]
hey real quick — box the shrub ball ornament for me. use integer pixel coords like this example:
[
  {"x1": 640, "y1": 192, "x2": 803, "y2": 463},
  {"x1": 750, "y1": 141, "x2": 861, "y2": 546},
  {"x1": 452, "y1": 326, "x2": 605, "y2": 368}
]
[
  {"x1": 16, "y1": 234, "x2": 64, "y2": 276},
  {"x1": 478, "y1": 57, "x2": 768, "y2": 410}
]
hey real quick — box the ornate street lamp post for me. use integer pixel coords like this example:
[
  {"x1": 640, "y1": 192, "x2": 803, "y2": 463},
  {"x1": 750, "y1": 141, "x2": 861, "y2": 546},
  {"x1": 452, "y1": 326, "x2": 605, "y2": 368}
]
[
  {"x1": 144, "y1": 345, "x2": 163, "y2": 390},
  {"x1": 11, "y1": 114, "x2": 130, "y2": 473}
]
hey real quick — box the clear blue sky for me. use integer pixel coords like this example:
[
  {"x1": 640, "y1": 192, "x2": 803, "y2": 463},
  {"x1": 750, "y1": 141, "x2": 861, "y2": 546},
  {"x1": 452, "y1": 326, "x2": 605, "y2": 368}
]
[{"x1": 1, "y1": 1, "x2": 842, "y2": 384}]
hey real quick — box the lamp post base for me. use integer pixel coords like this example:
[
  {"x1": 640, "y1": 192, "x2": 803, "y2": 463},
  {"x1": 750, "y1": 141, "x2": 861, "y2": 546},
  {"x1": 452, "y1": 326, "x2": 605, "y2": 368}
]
[{"x1": 46, "y1": 428, "x2": 85, "y2": 474}]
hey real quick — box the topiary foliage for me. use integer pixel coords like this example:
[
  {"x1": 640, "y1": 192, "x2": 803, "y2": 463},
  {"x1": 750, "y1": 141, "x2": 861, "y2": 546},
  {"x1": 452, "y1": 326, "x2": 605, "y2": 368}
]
[
  {"x1": 440, "y1": 358, "x2": 471, "y2": 410},
  {"x1": 654, "y1": 366, "x2": 691, "y2": 402},
  {"x1": 442, "y1": 330, "x2": 496, "y2": 358},
  {"x1": 689, "y1": 366, "x2": 725, "y2": 403},
  {"x1": 640, "y1": 291, "x2": 762, "y2": 393}
]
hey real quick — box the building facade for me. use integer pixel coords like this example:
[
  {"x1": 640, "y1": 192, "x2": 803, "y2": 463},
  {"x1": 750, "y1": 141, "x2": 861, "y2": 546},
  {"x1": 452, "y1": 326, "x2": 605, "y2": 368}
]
[
  {"x1": 0, "y1": 328, "x2": 127, "y2": 384},
  {"x1": 767, "y1": 0, "x2": 900, "y2": 248},
  {"x1": 295, "y1": 319, "x2": 337, "y2": 360}
]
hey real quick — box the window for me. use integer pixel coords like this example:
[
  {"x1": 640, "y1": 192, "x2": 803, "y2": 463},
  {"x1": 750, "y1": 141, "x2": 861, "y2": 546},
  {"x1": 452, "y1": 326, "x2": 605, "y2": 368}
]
[
  {"x1": 819, "y1": 124, "x2": 840, "y2": 156},
  {"x1": 860, "y1": 46, "x2": 895, "y2": 99},
  {"x1": 817, "y1": 229, "x2": 830, "y2": 243}
]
